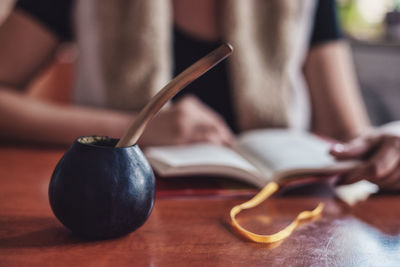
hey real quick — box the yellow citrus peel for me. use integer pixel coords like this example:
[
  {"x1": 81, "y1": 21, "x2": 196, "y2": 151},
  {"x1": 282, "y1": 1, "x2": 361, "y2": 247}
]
[{"x1": 230, "y1": 181, "x2": 324, "y2": 243}]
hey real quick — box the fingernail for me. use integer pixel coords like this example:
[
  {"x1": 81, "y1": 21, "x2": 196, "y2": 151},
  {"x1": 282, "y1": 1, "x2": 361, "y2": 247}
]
[{"x1": 331, "y1": 143, "x2": 346, "y2": 153}]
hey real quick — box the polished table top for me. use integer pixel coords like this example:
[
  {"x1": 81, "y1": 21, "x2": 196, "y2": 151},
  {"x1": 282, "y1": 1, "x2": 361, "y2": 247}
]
[{"x1": 1, "y1": 145, "x2": 400, "y2": 266}]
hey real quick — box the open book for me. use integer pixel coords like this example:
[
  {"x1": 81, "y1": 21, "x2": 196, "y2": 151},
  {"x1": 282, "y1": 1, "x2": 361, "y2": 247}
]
[{"x1": 144, "y1": 129, "x2": 362, "y2": 188}]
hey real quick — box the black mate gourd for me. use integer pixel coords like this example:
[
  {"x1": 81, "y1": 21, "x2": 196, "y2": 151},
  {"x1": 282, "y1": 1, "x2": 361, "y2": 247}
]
[{"x1": 49, "y1": 136, "x2": 155, "y2": 239}]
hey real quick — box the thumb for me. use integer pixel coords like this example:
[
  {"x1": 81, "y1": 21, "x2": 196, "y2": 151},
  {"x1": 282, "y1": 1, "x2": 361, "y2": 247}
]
[{"x1": 330, "y1": 136, "x2": 380, "y2": 159}]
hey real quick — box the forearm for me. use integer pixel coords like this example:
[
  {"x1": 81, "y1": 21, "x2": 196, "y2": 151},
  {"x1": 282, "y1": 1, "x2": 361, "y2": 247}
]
[
  {"x1": 304, "y1": 41, "x2": 371, "y2": 141},
  {"x1": 0, "y1": 12, "x2": 136, "y2": 146},
  {"x1": 0, "y1": 88, "x2": 133, "y2": 145}
]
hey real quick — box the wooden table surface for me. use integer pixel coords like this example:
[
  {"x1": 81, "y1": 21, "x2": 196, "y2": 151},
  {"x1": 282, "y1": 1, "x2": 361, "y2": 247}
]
[{"x1": 1, "y1": 145, "x2": 400, "y2": 267}]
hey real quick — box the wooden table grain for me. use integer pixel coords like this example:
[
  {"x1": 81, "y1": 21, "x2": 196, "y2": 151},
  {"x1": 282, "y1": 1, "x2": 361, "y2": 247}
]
[{"x1": 1, "y1": 145, "x2": 400, "y2": 266}]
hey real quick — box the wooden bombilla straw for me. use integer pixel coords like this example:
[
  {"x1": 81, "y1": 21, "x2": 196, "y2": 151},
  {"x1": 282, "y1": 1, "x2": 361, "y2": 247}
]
[{"x1": 116, "y1": 43, "x2": 233, "y2": 147}]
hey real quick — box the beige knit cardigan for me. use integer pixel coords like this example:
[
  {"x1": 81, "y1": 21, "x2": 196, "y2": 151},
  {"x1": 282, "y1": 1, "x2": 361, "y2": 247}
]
[{"x1": 74, "y1": 0, "x2": 317, "y2": 131}]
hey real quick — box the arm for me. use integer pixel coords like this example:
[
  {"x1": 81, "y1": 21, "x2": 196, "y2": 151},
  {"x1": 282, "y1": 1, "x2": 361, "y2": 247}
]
[
  {"x1": 0, "y1": 11, "x2": 132, "y2": 145},
  {"x1": 0, "y1": 89, "x2": 133, "y2": 145},
  {"x1": 310, "y1": 42, "x2": 400, "y2": 190},
  {"x1": 304, "y1": 41, "x2": 371, "y2": 141}
]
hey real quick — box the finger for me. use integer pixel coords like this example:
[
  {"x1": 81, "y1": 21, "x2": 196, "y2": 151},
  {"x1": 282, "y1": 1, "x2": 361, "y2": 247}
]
[
  {"x1": 183, "y1": 97, "x2": 235, "y2": 145},
  {"x1": 330, "y1": 136, "x2": 380, "y2": 159},
  {"x1": 375, "y1": 165, "x2": 400, "y2": 190},
  {"x1": 344, "y1": 139, "x2": 400, "y2": 184},
  {"x1": 205, "y1": 132, "x2": 226, "y2": 145},
  {"x1": 213, "y1": 122, "x2": 234, "y2": 146},
  {"x1": 208, "y1": 126, "x2": 233, "y2": 146},
  {"x1": 338, "y1": 166, "x2": 369, "y2": 185},
  {"x1": 190, "y1": 128, "x2": 225, "y2": 145},
  {"x1": 206, "y1": 124, "x2": 233, "y2": 146},
  {"x1": 201, "y1": 111, "x2": 235, "y2": 146},
  {"x1": 190, "y1": 124, "x2": 222, "y2": 143}
]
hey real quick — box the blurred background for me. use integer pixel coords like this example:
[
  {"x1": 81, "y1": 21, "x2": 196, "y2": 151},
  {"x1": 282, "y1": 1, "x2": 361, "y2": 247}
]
[
  {"x1": 337, "y1": 0, "x2": 400, "y2": 126},
  {"x1": 1, "y1": 0, "x2": 400, "y2": 126}
]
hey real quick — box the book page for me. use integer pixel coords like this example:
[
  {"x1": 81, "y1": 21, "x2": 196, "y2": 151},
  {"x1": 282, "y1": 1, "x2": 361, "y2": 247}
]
[
  {"x1": 145, "y1": 143, "x2": 255, "y2": 169},
  {"x1": 144, "y1": 143, "x2": 266, "y2": 186},
  {"x1": 236, "y1": 129, "x2": 337, "y2": 174}
]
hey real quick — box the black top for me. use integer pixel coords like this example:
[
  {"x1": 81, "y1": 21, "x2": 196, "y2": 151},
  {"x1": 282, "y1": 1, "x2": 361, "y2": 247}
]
[{"x1": 15, "y1": 0, "x2": 342, "y2": 132}]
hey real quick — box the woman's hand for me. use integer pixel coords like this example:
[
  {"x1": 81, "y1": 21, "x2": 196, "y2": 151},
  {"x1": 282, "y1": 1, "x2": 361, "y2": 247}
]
[
  {"x1": 139, "y1": 95, "x2": 234, "y2": 147},
  {"x1": 330, "y1": 134, "x2": 400, "y2": 190}
]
